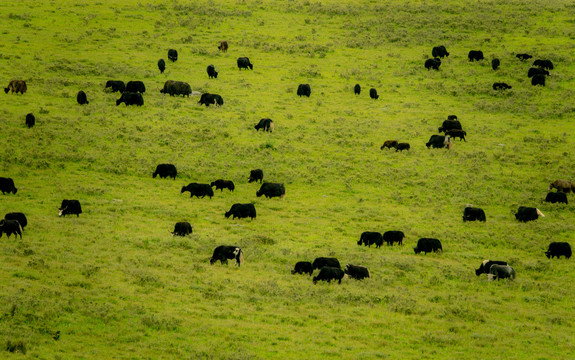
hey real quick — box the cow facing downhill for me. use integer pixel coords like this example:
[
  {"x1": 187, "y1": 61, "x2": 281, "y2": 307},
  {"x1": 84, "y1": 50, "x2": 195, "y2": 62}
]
[
  {"x1": 545, "y1": 242, "x2": 572, "y2": 259},
  {"x1": 369, "y1": 88, "x2": 379, "y2": 100},
  {"x1": 292, "y1": 261, "x2": 313, "y2": 275},
  {"x1": 354, "y1": 84, "x2": 361, "y2": 95},
  {"x1": 0, "y1": 177, "x2": 18, "y2": 195},
  {"x1": 58, "y1": 200, "x2": 82, "y2": 217},
  {"x1": 357, "y1": 231, "x2": 383, "y2": 248},
  {"x1": 254, "y1": 118, "x2": 274, "y2": 132},
  {"x1": 207, "y1": 65, "x2": 218, "y2": 79},
  {"x1": 225, "y1": 203, "x2": 256, "y2": 220},
  {"x1": 256, "y1": 183, "x2": 285, "y2": 199},
  {"x1": 210, "y1": 246, "x2": 244, "y2": 266},
  {"x1": 211, "y1": 179, "x2": 235, "y2": 192},
  {"x1": 180, "y1": 183, "x2": 214, "y2": 199},
  {"x1": 0, "y1": 219, "x2": 22, "y2": 239}
]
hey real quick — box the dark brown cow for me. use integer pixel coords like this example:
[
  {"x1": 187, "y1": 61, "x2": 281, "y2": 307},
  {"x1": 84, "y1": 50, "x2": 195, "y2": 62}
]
[
  {"x1": 218, "y1": 41, "x2": 228, "y2": 52},
  {"x1": 4, "y1": 80, "x2": 27, "y2": 94}
]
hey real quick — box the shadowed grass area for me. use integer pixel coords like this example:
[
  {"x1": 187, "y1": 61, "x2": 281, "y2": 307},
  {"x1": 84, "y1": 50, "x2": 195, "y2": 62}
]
[{"x1": 1, "y1": 0, "x2": 575, "y2": 358}]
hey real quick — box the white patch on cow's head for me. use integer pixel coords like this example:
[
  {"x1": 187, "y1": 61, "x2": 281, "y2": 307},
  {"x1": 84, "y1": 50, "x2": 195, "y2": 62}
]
[
  {"x1": 58, "y1": 208, "x2": 64, "y2": 217},
  {"x1": 536, "y1": 208, "x2": 545, "y2": 217},
  {"x1": 482, "y1": 259, "x2": 489, "y2": 267}
]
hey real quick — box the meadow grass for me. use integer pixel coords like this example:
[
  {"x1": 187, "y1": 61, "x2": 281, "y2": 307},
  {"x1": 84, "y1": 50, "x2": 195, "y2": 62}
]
[{"x1": 1, "y1": 0, "x2": 575, "y2": 358}]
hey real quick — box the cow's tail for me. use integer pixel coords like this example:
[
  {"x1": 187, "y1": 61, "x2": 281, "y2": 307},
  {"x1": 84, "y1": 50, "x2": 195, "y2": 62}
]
[{"x1": 236, "y1": 248, "x2": 244, "y2": 267}]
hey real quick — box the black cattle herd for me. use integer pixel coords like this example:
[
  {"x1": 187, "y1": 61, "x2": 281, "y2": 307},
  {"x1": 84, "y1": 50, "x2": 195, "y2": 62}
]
[{"x1": 2, "y1": 43, "x2": 572, "y2": 285}]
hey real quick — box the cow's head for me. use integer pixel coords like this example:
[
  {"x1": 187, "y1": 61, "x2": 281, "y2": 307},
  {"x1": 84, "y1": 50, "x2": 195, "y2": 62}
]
[
  {"x1": 413, "y1": 247, "x2": 420, "y2": 254},
  {"x1": 545, "y1": 251, "x2": 551, "y2": 259},
  {"x1": 58, "y1": 207, "x2": 67, "y2": 217},
  {"x1": 180, "y1": 186, "x2": 187, "y2": 193}
]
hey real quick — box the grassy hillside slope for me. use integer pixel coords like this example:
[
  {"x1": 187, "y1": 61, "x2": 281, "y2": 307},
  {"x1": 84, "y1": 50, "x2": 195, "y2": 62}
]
[{"x1": 1, "y1": 0, "x2": 574, "y2": 358}]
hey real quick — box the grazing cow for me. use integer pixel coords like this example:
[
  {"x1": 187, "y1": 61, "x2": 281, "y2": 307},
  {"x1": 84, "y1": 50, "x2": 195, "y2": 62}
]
[
  {"x1": 160, "y1": 80, "x2": 192, "y2": 97},
  {"x1": 254, "y1": 118, "x2": 274, "y2": 132},
  {"x1": 515, "y1": 206, "x2": 544, "y2": 222},
  {"x1": 0, "y1": 219, "x2": 22, "y2": 239},
  {"x1": 354, "y1": 84, "x2": 361, "y2": 95},
  {"x1": 171, "y1": 221, "x2": 192, "y2": 236},
  {"x1": 445, "y1": 129, "x2": 467, "y2": 141},
  {"x1": 468, "y1": 50, "x2": 484, "y2": 61},
  {"x1": 158, "y1": 59, "x2": 165, "y2": 73},
  {"x1": 438, "y1": 119, "x2": 462, "y2": 133},
  {"x1": 4, "y1": 212, "x2": 27, "y2": 229},
  {"x1": 198, "y1": 93, "x2": 224, "y2": 107},
  {"x1": 475, "y1": 260, "x2": 508, "y2": 276},
  {"x1": 414, "y1": 238, "x2": 442, "y2": 254},
  {"x1": 256, "y1": 183, "x2": 285, "y2": 199},
  {"x1": 77, "y1": 90, "x2": 89, "y2": 105},
  {"x1": 105, "y1": 80, "x2": 125, "y2": 93},
  {"x1": 153, "y1": 164, "x2": 177, "y2": 179},
  {"x1": 4, "y1": 80, "x2": 27, "y2": 94},
  {"x1": 424, "y1": 58, "x2": 441, "y2": 70},
  {"x1": 432, "y1": 45, "x2": 449, "y2": 58},
  {"x1": 58, "y1": 200, "x2": 82, "y2": 217},
  {"x1": 312, "y1": 257, "x2": 341, "y2": 270},
  {"x1": 493, "y1": 82, "x2": 512, "y2": 90},
  {"x1": 210, "y1": 245, "x2": 244, "y2": 266},
  {"x1": 207, "y1": 64, "x2": 218, "y2": 79},
  {"x1": 369, "y1": 88, "x2": 379, "y2": 100},
  {"x1": 25, "y1": 113, "x2": 35, "y2": 128},
  {"x1": 528, "y1": 67, "x2": 550, "y2": 78},
  {"x1": 531, "y1": 74, "x2": 546, "y2": 86},
  {"x1": 380, "y1": 140, "x2": 398, "y2": 150},
  {"x1": 248, "y1": 169, "x2": 264, "y2": 183},
  {"x1": 180, "y1": 183, "x2": 214, "y2": 199},
  {"x1": 344, "y1": 264, "x2": 370, "y2": 280},
  {"x1": 168, "y1": 49, "x2": 178, "y2": 62},
  {"x1": 549, "y1": 179, "x2": 575, "y2": 193},
  {"x1": 545, "y1": 192, "x2": 568, "y2": 204},
  {"x1": 237, "y1": 57, "x2": 253, "y2": 70},
  {"x1": 396, "y1": 143, "x2": 410, "y2": 152},
  {"x1": 357, "y1": 231, "x2": 383, "y2": 248},
  {"x1": 291, "y1": 261, "x2": 313, "y2": 275},
  {"x1": 225, "y1": 203, "x2": 256, "y2": 220},
  {"x1": 426, "y1": 135, "x2": 451, "y2": 149},
  {"x1": 116, "y1": 92, "x2": 144, "y2": 106},
  {"x1": 463, "y1": 207, "x2": 486, "y2": 222},
  {"x1": 210, "y1": 179, "x2": 235, "y2": 192},
  {"x1": 313, "y1": 267, "x2": 345, "y2": 284},
  {"x1": 218, "y1": 41, "x2": 228, "y2": 52},
  {"x1": 533, "y1": 59, "x2": 553, "y2": 70},
  {"x1": 297, "y1": 84, "x2": 311, "y2": 97},
  {"x1": 491, "y1": 58, "x2": 500, "y2": 70},
  {"x1": 383, "y1": 231, "x2": 405, "y2": 246},
  {"x1": 126, "y1": 81, "x2": 146, "y2": 93},
  {"x1": 488, "y1": 264, "x2": 515, "y2": 280},
  {"x1": 516, "y1": 53, "x2": 532, "y2": 61},
  {"x1": 545, "y1": 242, "x2": 572, "y2": 259},
  {"x1": 0, "y1": 177, "x2": 17, "y2": 194}
]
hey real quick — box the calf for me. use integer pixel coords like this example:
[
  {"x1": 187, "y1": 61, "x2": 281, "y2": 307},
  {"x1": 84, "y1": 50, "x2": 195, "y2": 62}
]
[
  {"x1": 383, "y1": 230, "x2": 404, "y2": 246},
  {"x1": 414, "y1": 238, "x2": 442, "y2": 254},
  {"x1": 488, "y1": 264, "x2": 515, "y2": 280},
  {"x1": 4, "y1": 212, "x2": 27, "y2": 229},
  {"x1": 153, "y1": 164, "x2": 177, "y2": 179},
  {"x1": 380, "y1": 140, "x2": 398, "y2": 150},
  {"x1": 0, "y1": 177, "x2": 18, "y2": 194},
  {"x1": 445, "y1": 129, "x2": 466, "y2": 141},
  {"x1": 545, "y1": 242, "x2": 572, "y2": 259},
  {"x1": 25, "y1": 113, "x2": 35, "y2": 128},
  {"x1": 254, "y1": 118, "x2": 274, "y2": 132},
  {"x1": 515, "y1": 206, "x2": 544, "y2": 222},
  {"x1": 0, "y1": 219, "x2": 22, "y2": 239},
  {"x1": 463, "y1": 207, "x2": 486, "y2": 222},
  {"x1": 312, "y1": 257, "x2": 341, "y2": 270},
  {"x1": 344, "y1": 264, "x2": 370, "y2": 280},
  {"x1": 210, "y1": 245, "x2": 244, "y2": 266},
  {"x1": 181, "y1": 183, "x2": 214, "y2": 199},
  {"x1": 357, "y1": 231, "x2": 383, "y2": 248},
  {"x1": 291, "y1": 261, "x2": 313, "y2": 275},
  {"x1": 313, "y1": 267, "x2": 345, "y2": 284},
  {"x1": 256, "y1": 183, "x2": 285, "y2": 199},
  {"x1": 545, "y1": 192, "x2": 568, "y2": 204},
  {"x1": 475, "y1": 260, "x2": 508, "y2": 276},
  {"x1": 59, "y1": 200, "x2": 82, "y2": 217},
  {"x1": 211, "y1": 179, "x2": 235, "y2": 192},
  {"x1": 225, "y1": 203, "x2": 256, "y2": 220},
  {"x1": 77, "y1": 90, "x2": 89, "y2": 105},
  {"x1": 248, "y1": 169, "x2": 264, "y2": 183},
  {"x1": 171, "y1": 221, "x2": 192, "y2": 236},
  {"x1": 297, "y1": 84, "x2": 311, "y2": 97}
]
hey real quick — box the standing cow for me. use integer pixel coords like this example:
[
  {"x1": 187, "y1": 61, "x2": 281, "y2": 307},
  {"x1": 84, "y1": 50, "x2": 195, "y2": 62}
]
[
  {"x1": 171, "y1": 221, "x2": 193, "y2": 236},
  {"x1": 491, "y1": 58, "x2": 500, "y2": 70},
  {"x1": 414, "y1": 238, "x2": 442, "y2": 254},
  {"x1": 158, "y1": 59, "x2": 166, "y2": 73},
  {"x1": 463, "y1": 207, "x2": 486, "y2": 222},
  {"x1": 160, "y1": 80, "x2": 192, "y2": 97},
  {"x1": 383, "y1": 231, "x2": 404, "y2": 246},
  {"x1": 207, "y1": 65, "x2": 218, "y2": 79},
  {"x1": 312, "y1": 257, "x2": 341, "y2": 270},
  {"x1": 116, "y1": 92, "x2": 144, "y2": 106},
  {"x1": 248, "y1": 169, "x2": 264, "y2": 183},
  {"x1": 313, "y1": 267, "x2": 345, "y2": 284},
  {"x1": 256, "y1": 183, "x2": 285, "y2": 199},
  {"x1": 237, "y1": 57, "x2": 253, "y2": 70},
  {"x1": 105, "y1": 80, "x2": 125, "y2": 93},
  {"x1": 545, "y1": 242, "x2": 571, "y2": 259},
  {"x1": 488, "y1": 264, "x2": 516, "y2": 280},
  {"x1": 58, "y1": 200, "x2": 82, "y2": 217},
  {"x1": 25, "y1": 113, "x2": 35, "y2": 128},
  {"x1": 210, "y1": 245, "x2": 244, "y2": 266},
  {"x1": 218, "y1": 41, "x2": 228, "y2": 52},
  {"x1": 432, "y1": 45, "x2": 449, "y2": 58},
  {"x1": 153, "y1": 164, "x2": 177, "y2": 179},
  {"x1": 211, "y1": 179, "x2": 235, "y2": 192},
  {"x1": 369, "y1": 88, "x2": 379, "y2": 100},
  {"x1": 515, "y1": 206, "x2": 544, "y2": 222},
  {"x1": 254, "y1": 118, "x2": 274, "y2": 132},
  {"x1": 357, "y1": 231, "x2": 383, "y2": 248},
  {"x1": 0, "y1": 219, "x2": 22, "y2": 239},
  {"x1": 344, "y1": 264, "x2": 370, "y2": 280},
  {"x1": 168, "y1": 49, "x2": 178, "y2": 62},
  {"x1": 475, "y1": 260, "x2": 508, "y2": 276},
  {"x1": 77, "y1": 91, "x2": 89, "y2": 105},
  {"x1": 297, "y1": 84, "x2": 311, "y2": 97},
  {"x1": 549, "y1": 179, "x2": 575, "y2": 193},
  {"x1": 291, "y1": 261, "x2": 313, "y2": 275},
  {"x1": 181, "y1": 183, "x2": 214, "y2": 199},
  {"x1": 4, "y1": 212, "x2": 27, "y2": 229},
  {"x1": 425, "y1": 58, "x2": 441, "y2": 70},
  {"x1": 354, "y1": 84, "x2": 361, "y2": 95},
  {"x1": 225, "y1": 203, "x2": 256, "y2": 220},
  {"x1": 0, "y1": 177, "x2": 18, "y2": 194},
  {"x1": 4, "y1": 80, "x2": 27, "y2": 94},
  {"x1": 468, "y1": 50, "x2": 484, "y2": 61},
  {"x1": 198, "y1": 93, "x2": 224, "y2": 107},
  {"x1": 545, "y1": 192, "x2": 568, "y2": 204}
]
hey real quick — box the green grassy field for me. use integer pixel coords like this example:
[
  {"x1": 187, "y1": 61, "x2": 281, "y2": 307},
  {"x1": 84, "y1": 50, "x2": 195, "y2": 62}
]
[{"x1": 1, "y1": 0, "x2": 575, "y2": 358}]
